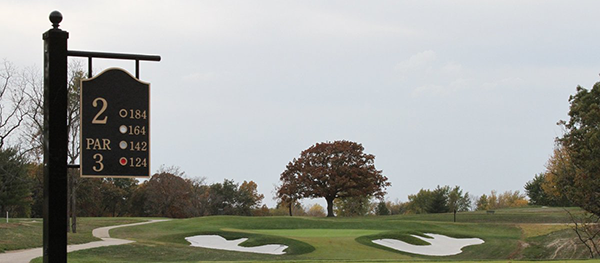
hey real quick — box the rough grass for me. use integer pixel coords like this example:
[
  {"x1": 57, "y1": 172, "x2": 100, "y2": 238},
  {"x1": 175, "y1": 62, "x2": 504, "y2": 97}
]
[
  {"x1": 0, "y1": 217, "x2": 147, "y2": 253},
  {"x1": 519, "y1": 223, "x2": 571, "y2": 238},
  {"x1": 0, "y1": 219, "x2": 43, "y2": 252},
  {"x1": 522, "y1": 228, "x2": 594, "y2": 260}
]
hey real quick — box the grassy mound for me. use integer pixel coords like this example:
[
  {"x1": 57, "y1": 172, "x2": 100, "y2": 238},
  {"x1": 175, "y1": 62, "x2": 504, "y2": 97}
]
[
  {"x1": 165, "y1": 230, "x2": 315, "y2": 255},
  {"x1": 356, "y1": 230, "x2": 431, "y2": 255}
]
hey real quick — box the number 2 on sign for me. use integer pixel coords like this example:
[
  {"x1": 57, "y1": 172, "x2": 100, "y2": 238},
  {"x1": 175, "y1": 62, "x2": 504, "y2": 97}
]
[{"x1": 92, "y1": 98, "x2": 108, "y2": 124}]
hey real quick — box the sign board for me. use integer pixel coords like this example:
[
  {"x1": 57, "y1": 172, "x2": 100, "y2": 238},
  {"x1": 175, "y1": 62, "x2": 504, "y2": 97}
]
[{"x1": 80, "y1": 68, "x2": 150, "y2": 177}]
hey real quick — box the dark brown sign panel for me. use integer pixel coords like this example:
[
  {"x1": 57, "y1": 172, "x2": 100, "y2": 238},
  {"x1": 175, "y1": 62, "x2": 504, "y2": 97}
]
[{"x1": 80, "y1": 68, "x2": 150, "y2": 177}]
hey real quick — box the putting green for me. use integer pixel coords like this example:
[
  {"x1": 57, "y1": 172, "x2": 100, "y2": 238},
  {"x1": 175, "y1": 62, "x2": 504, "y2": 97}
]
[
  {"x1": 234, "y1": 228, "x2": 385, "y2": 237},
  {"x1": 230, "y1": 228, "x2": 414, "y2": 260}
]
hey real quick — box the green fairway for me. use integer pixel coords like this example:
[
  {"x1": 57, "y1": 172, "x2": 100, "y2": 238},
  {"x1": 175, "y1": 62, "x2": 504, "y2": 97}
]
[
  {"x1": 14, "y1": 207, "x2": 598, "y2": 262},
  {"x1": 63, "y1": 208, "x2": 577, "y2": 262},
  {"x1": 239, "y1": 229, "x2": 410, "y2": 260}
]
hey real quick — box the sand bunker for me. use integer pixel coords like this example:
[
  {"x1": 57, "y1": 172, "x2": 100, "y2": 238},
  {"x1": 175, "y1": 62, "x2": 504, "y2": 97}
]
[
  {"x1": 372, "y1": 233, "x2": 484, "y2": 256},
  {"x1": 185, "y1": 235, "x2": 288, "y2": 255}
]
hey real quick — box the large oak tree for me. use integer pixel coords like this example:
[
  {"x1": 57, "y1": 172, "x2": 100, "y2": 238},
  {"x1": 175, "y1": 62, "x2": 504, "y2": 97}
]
[{"x1": 278, "y1": 140, "x2": 390, "y2": 217}]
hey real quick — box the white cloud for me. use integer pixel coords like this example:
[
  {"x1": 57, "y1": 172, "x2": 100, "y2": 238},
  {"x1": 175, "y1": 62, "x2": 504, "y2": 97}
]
[
  {"x1": 302, "y1": 10, "x2": 418, "y2": 39},
  {"x1": 411, "y1": 84, "x2": 445, "y2": 97},
  {"x1": 441, "y1": 62, "x2": 463, "y2": 76},
  {"x1": 395, "y1": 50, "x2": 437, "y2": 76},
  {"x1": 481, "y1": 77, "x2": 525, "y2": 91}
]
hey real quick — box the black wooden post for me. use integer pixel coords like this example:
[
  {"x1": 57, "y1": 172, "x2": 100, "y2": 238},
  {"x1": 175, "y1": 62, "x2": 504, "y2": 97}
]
[{"x1": 43, "y1": 10, "x2": 68, "y2": 263}]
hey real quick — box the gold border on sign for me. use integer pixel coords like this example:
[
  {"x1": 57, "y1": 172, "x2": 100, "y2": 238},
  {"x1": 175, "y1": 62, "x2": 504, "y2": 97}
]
[{"x1": 79, "y1": 67, "x2": 151, "y2": 178}]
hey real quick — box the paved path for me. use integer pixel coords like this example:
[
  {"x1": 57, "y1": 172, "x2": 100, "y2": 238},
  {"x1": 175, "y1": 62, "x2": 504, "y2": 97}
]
[{"x1": 0, "y1": 219, "x2": 169, "y2": 263}]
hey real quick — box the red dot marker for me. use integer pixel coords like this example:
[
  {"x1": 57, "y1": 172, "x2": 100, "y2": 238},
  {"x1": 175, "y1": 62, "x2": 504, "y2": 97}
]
[{"x1": 119, "y1": 157, "x2": 127, "y2": 166}]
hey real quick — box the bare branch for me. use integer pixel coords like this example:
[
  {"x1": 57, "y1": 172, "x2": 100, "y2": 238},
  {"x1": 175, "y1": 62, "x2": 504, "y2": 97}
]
[
  {"x1": 565, "y1": 208, "x2": 600, "y2": 258},
  {"x1": 0, "y1": 59, "x2": 28, "y2": 150}
]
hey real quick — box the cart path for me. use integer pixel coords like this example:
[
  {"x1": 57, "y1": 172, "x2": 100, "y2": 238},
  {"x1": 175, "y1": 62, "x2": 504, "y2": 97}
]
[{"x1": 0, "y1": 219, "x2": 169, "y2": 263}]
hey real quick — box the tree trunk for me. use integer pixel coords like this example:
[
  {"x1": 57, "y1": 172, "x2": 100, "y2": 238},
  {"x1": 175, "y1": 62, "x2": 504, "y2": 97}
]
[
  {"x1": 67, "y1": 173, "x2": 71, "y2": 233},
  {"x1": 326, "y1": 197, "x2": 335, "y2": 217},
  {"x1": 453, "y1": 209, "x2": 457, "y2": 223},
  {"x1": 71, "y1": 176, "x2": 77, "y2": 233},
  {"x1": 288, "y1": 201, "x2": 292, "y2": 216}
]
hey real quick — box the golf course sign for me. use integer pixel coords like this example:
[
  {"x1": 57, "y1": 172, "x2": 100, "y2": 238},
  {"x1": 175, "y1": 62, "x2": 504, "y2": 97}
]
[{"x1": 80, "y1": 68, "x2": 150, "y2": 178}]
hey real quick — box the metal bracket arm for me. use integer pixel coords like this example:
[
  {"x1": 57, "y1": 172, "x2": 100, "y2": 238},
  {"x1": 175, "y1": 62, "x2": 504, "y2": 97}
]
[{"x1": 67, "y1": 50, "x2": 161, "y2": 78}]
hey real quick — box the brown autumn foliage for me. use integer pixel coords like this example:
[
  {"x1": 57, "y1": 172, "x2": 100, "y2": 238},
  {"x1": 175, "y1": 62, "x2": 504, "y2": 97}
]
[
  {"x1": 235, "y1": 180, "x2": 265, "y2": 215},
  {"x1": 143, "y1": 172, "x2": 195, "y2": 218},
  {"x1": 276, "y1": 170, "x2": 302, "y2": 216},
  {"x1": 306, "y1": 203, "x2": 326, "y2": 217},
  {"x1": 476, "y1": 190, "x2": 528, "y2": 211},
  {"x1": 278, "y1": 140, "x2": 390, "y2": 217},
  {"x1": 542, "y1": 145, "x2": 576, "y2": 200}
]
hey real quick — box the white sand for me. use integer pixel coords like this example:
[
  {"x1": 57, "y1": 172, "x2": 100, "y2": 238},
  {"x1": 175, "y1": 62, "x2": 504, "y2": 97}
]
[
  {"x1": 185, "y1": 235, "x2": 288, "y2": 255},
  {"x1": 372, "y1": 233, "x2": 484, "y2": 256}
]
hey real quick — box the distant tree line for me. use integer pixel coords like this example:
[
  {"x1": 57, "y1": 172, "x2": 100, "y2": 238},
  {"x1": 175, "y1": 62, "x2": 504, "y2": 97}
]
[
  {"x1": 284, "y1": 186, "x2": 528, "y2": 217},
  {"x1": 404, "y1": 185, "x2": 471, "y2": 214},
  {"x1": 373, "y1": 187, "x2": 527, "y2": 216},
  {"x1": 131, "y1": 167, "x2": 267, "y2": 218},
  {"x1": 4, "y1": 163, "x2": 269, "y2": 219},
  {"x1": 475, "y1": 190, "x2": 528, "y2": 210}
]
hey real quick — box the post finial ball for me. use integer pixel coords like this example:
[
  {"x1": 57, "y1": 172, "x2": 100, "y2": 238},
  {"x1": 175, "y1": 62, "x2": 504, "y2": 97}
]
[{"x1": 49, "y1": 11, "x2": 62, "y2": 28}]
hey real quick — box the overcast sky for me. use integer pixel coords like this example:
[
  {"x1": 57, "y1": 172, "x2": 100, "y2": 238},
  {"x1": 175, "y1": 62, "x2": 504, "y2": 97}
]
[{"x1": 3, "y1": 0, "x2": 600, "y2": 207}]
